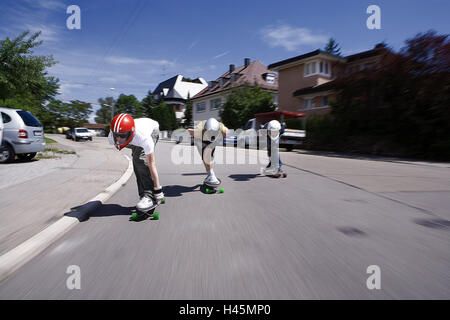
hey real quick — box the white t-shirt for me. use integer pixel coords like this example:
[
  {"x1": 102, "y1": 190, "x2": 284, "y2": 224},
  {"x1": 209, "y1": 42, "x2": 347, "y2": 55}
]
[{"x1": 108, "y1": 118, "x2": 159, "y2": 155}]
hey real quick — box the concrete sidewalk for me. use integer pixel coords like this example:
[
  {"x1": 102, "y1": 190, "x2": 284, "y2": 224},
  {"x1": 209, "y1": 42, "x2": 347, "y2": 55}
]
[{"x1": 0, "y1": 134, "x2": 131, "y2": 256}]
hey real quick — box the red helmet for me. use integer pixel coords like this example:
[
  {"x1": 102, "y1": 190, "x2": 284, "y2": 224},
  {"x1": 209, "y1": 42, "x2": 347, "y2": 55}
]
[{"x1": 111, "y1": 113, "x2": 135, "y2": 150}]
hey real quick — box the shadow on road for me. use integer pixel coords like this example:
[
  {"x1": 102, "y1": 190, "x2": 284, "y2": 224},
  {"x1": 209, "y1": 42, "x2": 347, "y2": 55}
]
[
  {"x1": 163, "y1": 184, "x2": 202, "y2": 197},
  {"x1": 87, "y1": 203, "x2": 134, "y2": 218},
  {"x1": 228, "y1": 174, "x2": 262, "y2": 182}
]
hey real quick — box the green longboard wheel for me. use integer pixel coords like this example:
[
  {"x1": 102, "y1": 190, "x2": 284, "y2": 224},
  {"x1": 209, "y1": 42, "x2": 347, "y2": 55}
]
[
  {"x1": 161, "y1": 198, "x2": 166, "y2": 204},
  {"x1": 153, "y1": 212, "x2": 159, "y2": 220},
  {"x1": 131, "y1": 212, "x2": 138, "y2": 220},
  {"x1": 206, "y1": 188, "x2": 210, "y2": 194},
  {"x1": 219, "y1": 188, "x2": 224, "y2": 193}
]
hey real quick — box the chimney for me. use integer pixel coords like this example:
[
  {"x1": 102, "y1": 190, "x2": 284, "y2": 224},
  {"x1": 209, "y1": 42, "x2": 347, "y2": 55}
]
[
  {"x1": 244, "y1": 58, "x2": 250, "y2": 67},
  {"x1": 229, "y1": 64, "x2": 235, "y2": 73}
]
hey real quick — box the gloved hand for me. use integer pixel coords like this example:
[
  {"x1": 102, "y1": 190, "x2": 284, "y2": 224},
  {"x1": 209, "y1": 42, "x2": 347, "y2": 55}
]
[{"x1": 153, "y1": 187, "x2": 165, "y2": 204}]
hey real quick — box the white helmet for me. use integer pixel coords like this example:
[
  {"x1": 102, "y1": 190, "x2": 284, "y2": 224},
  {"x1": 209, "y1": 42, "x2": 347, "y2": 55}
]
[
  {"x1": 204, "y1": 118, "x2": 220, "y2": 142},
  {"x1": 267, "y1": 120, "x2": 281, "y2": 140}
]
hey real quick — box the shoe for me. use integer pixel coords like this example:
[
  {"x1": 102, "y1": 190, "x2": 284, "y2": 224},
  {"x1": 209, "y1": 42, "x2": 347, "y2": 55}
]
[
  {"x1": 204, "y1": 174, "x2": 220, "y2": 185},
  {"x1": 136, "y1": 195, "x2": 155, "y2": 212}
]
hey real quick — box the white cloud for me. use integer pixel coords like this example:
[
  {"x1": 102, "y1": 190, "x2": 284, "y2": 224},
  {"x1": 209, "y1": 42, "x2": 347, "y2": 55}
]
[
  {"x1": 261, "y1": 24, "x2": 328, "y2": 52},
  {"x1": 212, "y1": 51, "x2": 229, "y2": 59},
  {"x1": 105, "y1": 56, "x2": 175, "y2": 67},
  {"x1": 25, "y1": 0, "x2": 66, "y2": 11}
]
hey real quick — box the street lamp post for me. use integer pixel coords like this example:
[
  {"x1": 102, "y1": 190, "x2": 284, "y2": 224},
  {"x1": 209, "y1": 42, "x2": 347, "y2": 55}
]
[{"x1": 110, "y1": 88, "x2": 115, "y2": 120}]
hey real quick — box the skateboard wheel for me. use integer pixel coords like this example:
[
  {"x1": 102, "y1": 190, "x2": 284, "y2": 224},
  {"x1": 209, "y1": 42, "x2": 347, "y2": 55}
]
[
  {"x1": 131, "y1": 212, "x2": 138, "y2": 220},
  {"x1": 161, "y1": 198, "x2": 166, "y2": 204},
  {"x1": 219, "y1": 188, "x2": 224, "y2": 193},
  {"x1": 206, "y1": 188, "x2": 210, "y2": 194},
  {"x1": 153, "y1": 212, "x2": 159, "y2": 220}
]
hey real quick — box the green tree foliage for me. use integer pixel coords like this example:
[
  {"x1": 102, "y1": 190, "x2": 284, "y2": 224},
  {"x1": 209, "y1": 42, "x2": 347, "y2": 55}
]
[
  {"x1": 0, "y1": 30, "x2": 59, "y2": 104},
  {"x1": 324, "y1": 38, "x2": 341, "y2": 56},
  {"x1": 114, "y1": 94, "x2": 143, "y2": 118},
  {"x1": 183, "y1": 94, "x2": 193, "y2": 128},
  {"x1": 219, "y1": 84, "x2": 275, "y2": 129},
  {"x1": 307, "y1": 30, "x2": 450, "y2": 160},
  {"x1": 150, "y1": 101, "x2": 177, "y2": 131},
  {"x1": 95, "y1": 96, "x2": 116, "y2": 124},
  {"x1": 141, "y1": 90, "x2": 157, "y2": 118}
]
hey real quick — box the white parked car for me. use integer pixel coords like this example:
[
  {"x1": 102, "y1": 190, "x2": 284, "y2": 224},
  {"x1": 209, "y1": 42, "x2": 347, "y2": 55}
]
[{"x1": 72, "y1": 127, "x2": 92, "y2": 141}]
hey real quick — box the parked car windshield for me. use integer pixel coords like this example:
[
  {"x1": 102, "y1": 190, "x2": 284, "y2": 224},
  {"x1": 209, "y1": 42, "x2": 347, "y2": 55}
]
[
  {"x1": 16, "y1": 111, "x2": 42, "y2": 127},
  {"x1": 76, "y1": 128, "x2": 89, "y2": 132}
]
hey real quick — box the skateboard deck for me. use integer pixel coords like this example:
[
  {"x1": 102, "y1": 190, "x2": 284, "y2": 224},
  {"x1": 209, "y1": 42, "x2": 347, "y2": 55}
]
[{"x1": 203, "y1": 179, "x2": 224, "y2": 194}]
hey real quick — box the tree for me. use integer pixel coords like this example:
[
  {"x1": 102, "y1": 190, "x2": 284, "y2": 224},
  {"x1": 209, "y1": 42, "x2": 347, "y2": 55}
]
[
  {"x1": 183, "y1": 93, "x2": 193, "y2": 128},
  {"x1": 219, "y1": 84, "x2": 275, "y2": 129},
  {"x1": 151, "y1": 101, "x2": 177, "y2": 131},
  {"x1": 141, "y1": 90, "x2": 157, "y2": 118},
  {"x1": 114, "y1": 94, "x2": 143, "y2": 118},
  {"x1": 324, "y1": 38, "x2": 341, "y2": 56},
  {"x1": 0, "y1": 30, "x2": 59, "y2": 104},
  {"x1": 95, "y1": 96, "x2": 116, "y2": 124}
]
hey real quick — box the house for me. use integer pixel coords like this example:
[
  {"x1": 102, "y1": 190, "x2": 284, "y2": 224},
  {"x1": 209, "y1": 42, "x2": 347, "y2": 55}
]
[
  {"x1": 268, "y1": 44, "x2": 389, "y2": 117},
  {"x1": 191, "y1": 58, "x2": 278, "y2": 124},
  {"x1": 153, "y1": 75, "x2": 207, "y2": 121},
  {"x1": 83, "y1": 123, "x2": 106, "y2": 136}
]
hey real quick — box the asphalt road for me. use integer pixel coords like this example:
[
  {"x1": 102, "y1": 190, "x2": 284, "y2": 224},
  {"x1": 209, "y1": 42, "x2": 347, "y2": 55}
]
[{"x1": 0, "y1": 141, "x2": 448, "y2": 299}]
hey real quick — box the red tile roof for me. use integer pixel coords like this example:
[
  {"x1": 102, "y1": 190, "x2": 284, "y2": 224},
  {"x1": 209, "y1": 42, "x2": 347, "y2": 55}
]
[{"x1": 192, "y1": 61, "x2": 278, "y2": 99}]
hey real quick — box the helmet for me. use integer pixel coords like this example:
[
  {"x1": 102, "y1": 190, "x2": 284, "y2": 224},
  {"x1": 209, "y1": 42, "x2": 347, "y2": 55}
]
[
  {"x1": 110, "y1": 113, "x2": 135, "y2": 150},
  {"x1": 267, "y1": 120, "x2": 281, "y2": 140},
  {"x1": 204, "y1": 118, "x2": 220, "y2": 142}
]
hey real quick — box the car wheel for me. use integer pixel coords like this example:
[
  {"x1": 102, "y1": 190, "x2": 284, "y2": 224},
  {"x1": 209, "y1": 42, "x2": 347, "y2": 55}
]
[
  {"x1": 0, "y1": 144, "x2": 15, "y2": 164},
  {"x1": 17, "y1": 152, "x2": 37, "y2": 161}
]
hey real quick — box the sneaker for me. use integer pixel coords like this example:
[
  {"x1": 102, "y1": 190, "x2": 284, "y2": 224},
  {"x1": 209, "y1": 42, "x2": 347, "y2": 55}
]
[
  {"x1": 136, "y1": 196, "x2": 155, "y2": 212},
  {"x1": 205, "y1": 174, "x2": 220, "y2": 185}
]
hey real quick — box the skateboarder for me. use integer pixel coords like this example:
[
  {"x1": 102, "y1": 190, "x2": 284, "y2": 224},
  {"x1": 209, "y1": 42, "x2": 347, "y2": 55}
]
[
  {"x1": 262, "y1": 120, "x2": 286, "y2": 177},
  {"x1": 187, "y1": 118, "x2": 228, "y2": 186},
  {"x1": 108, "y1": 113, "x2": 164, "y2": 212}
]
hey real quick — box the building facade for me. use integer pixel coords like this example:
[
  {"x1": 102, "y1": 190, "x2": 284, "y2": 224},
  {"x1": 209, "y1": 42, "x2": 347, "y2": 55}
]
[
  {"x1": 192, "y1": 58, "x2": 278, "y2": 124},
  {"x1": 268, "y1": 44, "x2": 389, "y2": 117}
]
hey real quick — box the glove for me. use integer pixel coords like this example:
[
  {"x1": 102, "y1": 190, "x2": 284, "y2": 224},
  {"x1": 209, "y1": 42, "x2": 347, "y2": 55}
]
[{"x1": 153, "y1": 187, "x2": 165, "y2": 204}]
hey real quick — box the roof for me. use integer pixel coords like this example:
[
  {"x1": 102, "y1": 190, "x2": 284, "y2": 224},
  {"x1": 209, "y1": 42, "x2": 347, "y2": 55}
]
[
  {"x1": 192, "y1": 61, "x2": 278, "y2": 100},
  {"x1": 255, "y1": 111, "x2": 305, "y2": 119},
  {"x1": 83, "y1": 123, "x2": 106, "y2": 129},
  {"x1": 293, "y1": 80, "x2": 337, "y2": 97},
  {"x1": 268, "y1": 50, "x2": 344, "y2": 70},
  {"x1": 345, "y1": 46, "x2": 388, "y2": 63},
  {"x1": 152, "y1": 75, "x2": 179, "y2": 96}
]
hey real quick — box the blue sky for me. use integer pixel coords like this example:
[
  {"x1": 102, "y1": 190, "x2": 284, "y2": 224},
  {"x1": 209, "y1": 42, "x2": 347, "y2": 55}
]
[{"x1": 0, "y1": 0, "x2": 449, "y2": 122}]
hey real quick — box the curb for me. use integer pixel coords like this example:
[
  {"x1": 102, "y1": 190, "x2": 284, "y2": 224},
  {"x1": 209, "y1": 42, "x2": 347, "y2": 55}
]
[{"x1": 0, "y1": 154, "x2": 134, "y2": 284}]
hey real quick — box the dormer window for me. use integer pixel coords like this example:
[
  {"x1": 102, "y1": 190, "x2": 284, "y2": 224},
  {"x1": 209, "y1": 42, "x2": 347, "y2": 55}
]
[
  {"x1": 304, "y1": 60, "x2": 331, "y2": 77},
  {"x1": 265, "y1": 73, "x2": 275, "y2": 84}
]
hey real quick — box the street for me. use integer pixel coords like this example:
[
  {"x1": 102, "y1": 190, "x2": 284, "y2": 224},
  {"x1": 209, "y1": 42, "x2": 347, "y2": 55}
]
[{"x1": 0, "y1": 140, "x2": 448, "y2": 299}]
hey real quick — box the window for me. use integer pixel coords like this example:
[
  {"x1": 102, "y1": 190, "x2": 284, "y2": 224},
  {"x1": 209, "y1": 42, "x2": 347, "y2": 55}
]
[
  {"x1": 305, "y1": 60, "x2": 330, "y2": 77},
  {"x1": 17, "y1": 111, "x2": 42, "y2": 127},
  {"x1": 1, "y1": 112, "x2": 12, "y2": 124},
  {"x1": 322, "y1": 96, "x2": 328, "y2": 107},
  {"x1": 196, "y1": 102, "x2": 206, "y2": 112},
  {"x1": 304, "y1": 98, "x2": 314, "y2": 109},
  {"x1": 265, "y1": 73, "x2": 275, "y2": 84},
  {"x1": 210, "y1": 98, "x2": 222, "y2": 110}
]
